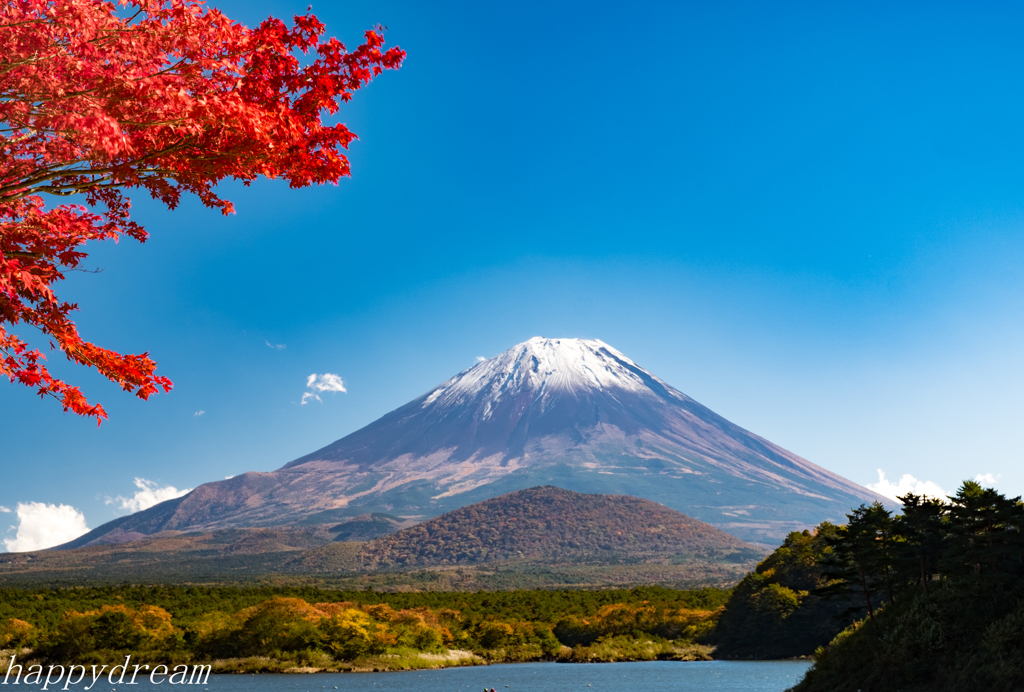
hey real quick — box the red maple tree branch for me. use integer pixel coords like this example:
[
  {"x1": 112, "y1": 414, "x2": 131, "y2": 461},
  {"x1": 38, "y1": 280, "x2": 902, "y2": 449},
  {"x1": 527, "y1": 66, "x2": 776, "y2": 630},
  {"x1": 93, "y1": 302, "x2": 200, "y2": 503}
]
[{"x1": 0, "y1": 0, "x2": 405, "y2": 423}]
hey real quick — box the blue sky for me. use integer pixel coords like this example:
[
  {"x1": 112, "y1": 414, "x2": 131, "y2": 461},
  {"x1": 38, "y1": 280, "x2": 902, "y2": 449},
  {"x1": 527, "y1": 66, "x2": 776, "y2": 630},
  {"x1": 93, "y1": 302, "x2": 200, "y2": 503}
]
[{"x1": 6, "y1": 0, "x2": 1024, "y2": 548}]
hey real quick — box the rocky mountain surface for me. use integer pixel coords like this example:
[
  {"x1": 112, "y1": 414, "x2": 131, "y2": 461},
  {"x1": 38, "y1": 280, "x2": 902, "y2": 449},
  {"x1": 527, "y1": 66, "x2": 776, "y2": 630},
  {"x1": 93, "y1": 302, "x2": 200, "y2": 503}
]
[{"x1": 64, "y1": 337, "x2": 887, "y2": 545}]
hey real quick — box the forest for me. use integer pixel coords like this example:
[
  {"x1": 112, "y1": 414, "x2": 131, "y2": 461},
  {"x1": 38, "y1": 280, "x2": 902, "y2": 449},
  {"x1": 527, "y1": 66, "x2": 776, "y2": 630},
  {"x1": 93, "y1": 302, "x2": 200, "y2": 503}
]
[
  {"x1": 0, "y1": 586, "x2": 728, "y2": 673},
  {"x1": 712, "y1": 480, "x2": 1024, "y2": 691},
  {"x1": 793, "y1": 480, "x2": 1024, "y2": 692}
]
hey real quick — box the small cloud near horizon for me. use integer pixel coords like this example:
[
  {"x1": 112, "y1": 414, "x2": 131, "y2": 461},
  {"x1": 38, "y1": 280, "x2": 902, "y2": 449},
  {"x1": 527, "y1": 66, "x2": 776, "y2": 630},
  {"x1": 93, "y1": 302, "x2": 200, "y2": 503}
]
[
  {"x1": 974, "y1": 472, "x2": 1001, "y2": 487},
  {"x1": 106, "y1": 478, "x2": 192, "y2": 515},
  {"x1": 3, "y1": 501, "x2": 90, "y2": 552},
  {"x1": 301, "y1": 373, "x2": 347, "y2": 405},
  {"x1": 265, "y1": 340, "x2": 286, "y2": 350},
  {"x1": 867, "y1": 470, "x2": 947, "y2": 502},
  {"x1": 475, "y1": 356, "x2": 486, "y2": 363},
  {"x1": 194, "y1": 410, "x2": 205, "y2": 417}
]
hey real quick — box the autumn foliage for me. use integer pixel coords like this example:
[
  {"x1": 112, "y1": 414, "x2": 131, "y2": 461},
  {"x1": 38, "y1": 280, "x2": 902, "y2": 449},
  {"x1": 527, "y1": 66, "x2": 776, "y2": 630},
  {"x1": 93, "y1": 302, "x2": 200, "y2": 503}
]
[
  {"x1": 0, "y1": 586, "x2": 728, "y2": 669},
  {"x1": 0, "y1": 0, "x2": 404, "y2": 422}
]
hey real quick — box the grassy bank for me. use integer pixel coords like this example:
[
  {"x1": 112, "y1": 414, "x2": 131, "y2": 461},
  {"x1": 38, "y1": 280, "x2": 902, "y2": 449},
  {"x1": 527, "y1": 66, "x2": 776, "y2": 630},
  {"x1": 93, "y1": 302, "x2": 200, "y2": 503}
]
[{"x1": 197, "y1": 641, "x2": 713, "y2": 674}]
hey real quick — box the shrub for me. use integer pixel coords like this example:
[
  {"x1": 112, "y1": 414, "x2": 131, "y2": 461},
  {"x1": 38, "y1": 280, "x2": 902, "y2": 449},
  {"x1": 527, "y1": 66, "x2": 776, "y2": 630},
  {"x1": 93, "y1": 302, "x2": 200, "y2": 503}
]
[{"x1": 0, "y1": 619, "x2": 36, "y2": 649}]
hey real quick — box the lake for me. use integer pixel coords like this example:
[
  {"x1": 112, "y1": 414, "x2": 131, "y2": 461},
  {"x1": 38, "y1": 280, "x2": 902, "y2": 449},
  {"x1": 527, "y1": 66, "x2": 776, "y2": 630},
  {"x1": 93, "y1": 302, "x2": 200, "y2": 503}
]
[{"x1": 206, "y1": 661, "x2": 811, "y2": 692}]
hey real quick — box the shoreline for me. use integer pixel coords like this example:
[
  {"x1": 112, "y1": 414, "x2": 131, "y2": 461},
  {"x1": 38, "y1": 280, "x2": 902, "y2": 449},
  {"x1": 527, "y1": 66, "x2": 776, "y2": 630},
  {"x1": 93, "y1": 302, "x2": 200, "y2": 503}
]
[
  {"x1": 212, "y1": 656, "x2": 814, "y2": 676},
  {"x1": 3, "y1": 644, "x2": 717, "y2": 677},
  {"x1": 206, "y1": 642, "x2": 715, "y2": 674}
]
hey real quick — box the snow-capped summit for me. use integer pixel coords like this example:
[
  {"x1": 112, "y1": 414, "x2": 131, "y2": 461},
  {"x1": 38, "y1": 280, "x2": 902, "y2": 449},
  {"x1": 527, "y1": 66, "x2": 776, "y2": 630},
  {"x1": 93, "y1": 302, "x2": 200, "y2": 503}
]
[
  {"x1": 69, "y1": 337, "x2": 890, "y2": 546},
  {"x1": 423, "y1": 337, "x2": 682, "y2": 414}
]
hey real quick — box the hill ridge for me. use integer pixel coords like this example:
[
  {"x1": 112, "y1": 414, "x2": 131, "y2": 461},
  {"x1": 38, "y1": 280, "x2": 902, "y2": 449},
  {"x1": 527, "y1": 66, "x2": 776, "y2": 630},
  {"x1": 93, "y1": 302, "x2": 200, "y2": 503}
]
[{"x1": 358, "y1": 486, "x2": 763, "y2": 569}]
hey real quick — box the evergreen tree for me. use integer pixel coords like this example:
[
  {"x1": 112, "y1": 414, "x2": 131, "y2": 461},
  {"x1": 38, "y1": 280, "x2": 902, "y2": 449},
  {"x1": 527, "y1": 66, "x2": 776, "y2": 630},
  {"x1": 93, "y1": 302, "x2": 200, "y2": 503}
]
[
  {"x1": 893, "y1": 493, "x2": 946, "y2": 595},
  {"x1": 946, "y1": 481, "x2": 1024, "y2": 576},
  {"x1": 822, "y1": 502, "x2": 895, "y2": 622}
]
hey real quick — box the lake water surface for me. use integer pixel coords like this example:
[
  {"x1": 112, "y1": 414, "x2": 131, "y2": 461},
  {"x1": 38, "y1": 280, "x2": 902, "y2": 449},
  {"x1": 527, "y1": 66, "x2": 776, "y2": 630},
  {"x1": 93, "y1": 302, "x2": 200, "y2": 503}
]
[{"x1": 208, "y1": 661, "x2": 811, "y2": 692}]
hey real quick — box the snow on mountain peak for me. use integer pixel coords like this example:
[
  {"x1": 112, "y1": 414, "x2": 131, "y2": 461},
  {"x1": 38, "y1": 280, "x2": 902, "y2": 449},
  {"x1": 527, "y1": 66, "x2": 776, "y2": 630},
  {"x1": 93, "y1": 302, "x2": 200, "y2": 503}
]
[{"x1": 422, "y1": 337, "x2": 680, "y2": 411}]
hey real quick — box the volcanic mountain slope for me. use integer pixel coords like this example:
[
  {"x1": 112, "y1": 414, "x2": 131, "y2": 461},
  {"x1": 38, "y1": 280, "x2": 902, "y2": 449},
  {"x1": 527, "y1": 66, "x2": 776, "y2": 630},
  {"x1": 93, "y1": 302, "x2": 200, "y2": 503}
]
[
  {"x1": 358, "y1": 486, "x2": 764, "y2": 569},
  {"x1": 67, "y1": 337, "x2": 888, "y2": 546},
  {"x1": 0, "y1": 491, "x2": 759, "y2": 588}
]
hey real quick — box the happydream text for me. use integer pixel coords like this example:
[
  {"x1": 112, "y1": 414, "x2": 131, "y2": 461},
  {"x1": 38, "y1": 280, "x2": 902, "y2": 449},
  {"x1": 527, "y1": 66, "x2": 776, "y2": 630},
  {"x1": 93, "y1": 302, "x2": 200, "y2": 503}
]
[{"x1": 3, "y1": 656, "x2": 210, "y2": 689}]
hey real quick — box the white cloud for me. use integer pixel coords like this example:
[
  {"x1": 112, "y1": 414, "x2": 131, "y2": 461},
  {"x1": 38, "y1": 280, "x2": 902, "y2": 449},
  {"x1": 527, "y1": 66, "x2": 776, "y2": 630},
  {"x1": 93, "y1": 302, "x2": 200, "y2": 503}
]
[
  {"x1": 307, "y1": 373, "x2": 346, "y2": 392},
  {"x1": 106, "y1": 478, "x2": 191, "y2": 515},
  {"x1": 3, "y1": 502, "x2": 90, "y2": 552},
  {"x1": 301, "y1": 373, "x2": 347, "y2": 404},
  {"x1": 973, "y1": 472, "x2": 1001, "y2": 487},
  {"x1": 475, "y1": 356, "x2": 487, "y2": 363},
  {"x1": 265, "y1": 340, "x2": 286, "y2": 350},
  {"x1": 0, "y1": 506, "x2": 10, "y2": 513},
  {"x1": 867, "y1": 470, "x2": 947, "y2": 502},
  {"x1": 194, "y1": 410, "x2": 205, "y2": 417}
]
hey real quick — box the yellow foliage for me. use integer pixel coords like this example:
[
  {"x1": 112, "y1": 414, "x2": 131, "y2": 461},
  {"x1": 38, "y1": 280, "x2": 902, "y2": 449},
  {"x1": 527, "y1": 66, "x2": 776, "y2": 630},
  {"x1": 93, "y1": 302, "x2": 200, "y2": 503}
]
[
  {"x1": 370, "y1": 625, "x2": 398, "y2": 649},
  {"x1": 188, "y1": 611, "x2": 235, "y2": 640},
  {"x1": 479, "y1": 621, "x2": 515, "y2": 647},
  {"x1": 320, "y1": 609, "x2": 376, "y2": 659},
  {"x1": 0, "y1": 618, "x2": 35, "y2": 648},
  {"x1": 393, "y1": 608, "x2": 430, "y2": 628},
  {"x1": 234, "y1": 597, "x2": 323, "y2": 624},
  {"x1": 134, "y1": 606, "x2": 174, "y2": 639},
  {"x1": 64, "y1": 604, "x2": 175, "y2": 641},
  {"x1": 313, "y1": 601, "x2": 357, "y2": 617},
  {"x1": 437, "y1": 626, "x2": 454, "y2": 646},
  {"x1": 362, "y1": 603, "x2": 396, "y2": 621}
]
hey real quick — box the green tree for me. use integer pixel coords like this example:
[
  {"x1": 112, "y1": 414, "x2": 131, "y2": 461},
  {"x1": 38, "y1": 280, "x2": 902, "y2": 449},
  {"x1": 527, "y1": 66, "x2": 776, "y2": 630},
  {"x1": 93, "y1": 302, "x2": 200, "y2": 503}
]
[
  {"x1": 319, "y1": 610, "x2": 381, "y2": 660},
  {"x1": 823, "y1": 503, "x2": 896, "y2": 622},
  {"x1": 90, "y1": 609, "x2": 144, "y2": 650},
  {"x1": 233, "y1": 598, "x2": 321, "y2": 656},
  {"x1": 946, "y1": 481, "x2": 1024, "y2": 577},
  {"x1": 894, "y1": 493, "x2": 947, "y2": 595},
  {"x1": 0, "y1": 619, "x2": 36, "y2": 649},
  {"x1": 712, "y1": 524, "x2": 860, "y2": 659}
]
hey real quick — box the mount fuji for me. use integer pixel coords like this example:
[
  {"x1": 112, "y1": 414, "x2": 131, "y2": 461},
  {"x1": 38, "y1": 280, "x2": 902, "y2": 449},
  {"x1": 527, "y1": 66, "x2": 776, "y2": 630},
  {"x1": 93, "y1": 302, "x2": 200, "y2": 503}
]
[{"x1": 68, "y1": 337, "x2": 887, "y2": 546}]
